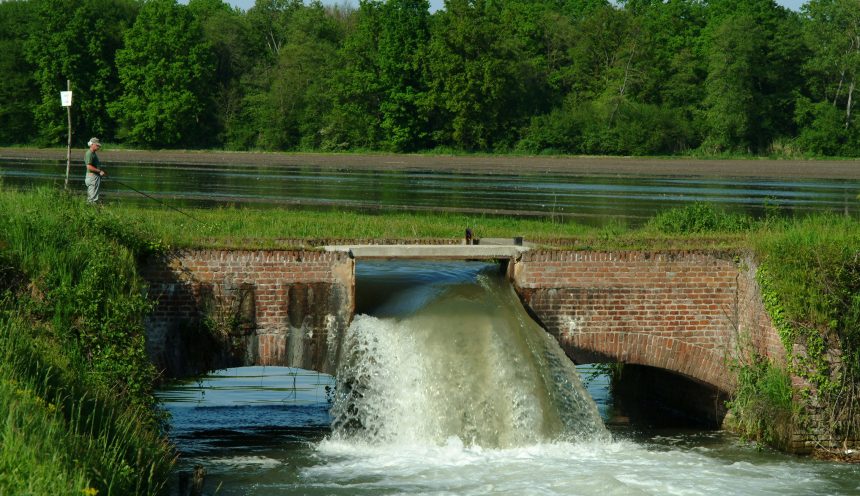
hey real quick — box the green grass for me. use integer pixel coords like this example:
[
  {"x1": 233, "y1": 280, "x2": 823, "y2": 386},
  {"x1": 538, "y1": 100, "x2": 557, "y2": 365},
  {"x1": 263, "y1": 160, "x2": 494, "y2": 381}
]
[
  {"x1": 106, "y1": 203, "x2": 598, "y2": 248},
  {"x1": 0, "y1": 187, "x2": 173, "y2": 495},
  {"x1": 101, "y1": 200, "x2": 753, "y2": 253},
  {"x1": 0, "y1": 318, "x2": 173, "y2": 495}
]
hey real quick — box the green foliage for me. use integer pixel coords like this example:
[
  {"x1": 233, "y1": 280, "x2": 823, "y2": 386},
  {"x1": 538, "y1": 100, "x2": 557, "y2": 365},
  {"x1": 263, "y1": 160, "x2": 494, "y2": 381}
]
[
  {"x1": 754, "y1": 213, "x2": 860, "y2": 447},
  {"x1": 0, "y1": 0, "x2": 857, "y2": 155},
  {"x1": 796, "y1": 0, "x2": 860, "y2": 156},
  {"x1": 377, "y1": 0, "x2": 432, "y2": 151},
  {"x1": 701, "y1": 15, "x2": 761, "y2": 153},
  {"x1": 111, "y1": 0, "x2": 216, "y2": 147},
  {"x1": 0, "y1": 1, "x2": 39, "y2": 146},
  {"x1": 426, "y1": 0, "x2": 537, "y2": 151},
  {"x1": 795, "y1": 98, "x2": 858, "y2": 156},
  {"x1": 0, "y1": 188, "x2": 162, "y2": 408},
  {"x1": 726, "y1": 355, "x2": 794, "y2": 448},
  {"x1": 24, "y1": 0, "x2": 137, "y2": 145},
  {"x1": 646, "y1": 203, "x2": 753, "y2": 234},
  {"x1": 189, "y1": 0, "x2": 260, "y2": 148},
  {"x1": 518, "y1": 99, "x2": 694, "y2": 155},
  {"x1": 700, "y1": 3, "x2": 805, "y2": 154},
  {"x1": 0, "y1": 188, "x2": 174, "y2": 494}
]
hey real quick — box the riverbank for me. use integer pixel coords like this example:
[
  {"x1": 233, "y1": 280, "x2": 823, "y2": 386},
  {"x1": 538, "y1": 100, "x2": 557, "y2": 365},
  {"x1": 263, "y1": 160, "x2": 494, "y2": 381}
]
[
  {"x1": 2, "y1": 147, "x2": 860, "y2": 179},
  {"x1": 0, "y1": 189, "x2": 174, "y2": 495}
]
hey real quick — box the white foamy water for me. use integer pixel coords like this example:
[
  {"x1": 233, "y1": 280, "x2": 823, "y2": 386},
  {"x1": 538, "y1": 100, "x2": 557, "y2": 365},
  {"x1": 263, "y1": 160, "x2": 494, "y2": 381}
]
[
  {"x1": 306, "y1": 437, "x2": 854, "y2": 496},
  {"x1": 329, "y1": 275, "x2": 609, "y2": 448}
]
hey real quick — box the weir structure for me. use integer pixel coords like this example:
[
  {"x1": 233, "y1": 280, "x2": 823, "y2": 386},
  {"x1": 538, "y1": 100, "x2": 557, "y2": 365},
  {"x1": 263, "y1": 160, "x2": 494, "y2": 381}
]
[{"x1": 141, "y1": 245, "x2": 798, "y2": 447}]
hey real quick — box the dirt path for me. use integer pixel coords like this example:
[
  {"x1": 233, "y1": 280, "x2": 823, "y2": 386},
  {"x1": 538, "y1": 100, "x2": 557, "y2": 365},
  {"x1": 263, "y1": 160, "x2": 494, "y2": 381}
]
[{"x1": 2, "y1": 147, "x2": 859, "y2": 179}]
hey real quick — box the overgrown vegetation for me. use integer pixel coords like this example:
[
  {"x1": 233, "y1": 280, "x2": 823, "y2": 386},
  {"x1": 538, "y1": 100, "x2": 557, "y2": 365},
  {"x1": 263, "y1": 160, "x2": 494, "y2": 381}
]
[
  {"x1": 649, "y1": 206, "x2": 860, "y2": 452},
  {"x1": 752, "y1": 214, "x2": 860, "y2": 454},
  {"x1": 725, "y1": 353, "x2": 795, "y2": 448},
  {"x1": 646, "y1": 202, "x2": 754, "y2": 234},
  {"x1": 0, "y1": 188, "x2": 173, "y2": 494},
  {"x1": 0, "y1": 0, "x2": 858, "y2": 156}
]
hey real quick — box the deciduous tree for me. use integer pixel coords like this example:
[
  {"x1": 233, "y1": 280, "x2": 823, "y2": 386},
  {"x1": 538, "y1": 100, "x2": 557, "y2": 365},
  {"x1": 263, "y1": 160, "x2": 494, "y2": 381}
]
[
  {"x1": 111, "y1": 0, "x2": 215, "y2": 147},
  {"x1": 798, "y1": 0, "x2": 860, "y2": 154},
  {"x1": 24, "y1": 0, "x2": 136, "y2": 145},
  {"x1": 0, "y1": 1, "x2": 38, "y2": 145}
]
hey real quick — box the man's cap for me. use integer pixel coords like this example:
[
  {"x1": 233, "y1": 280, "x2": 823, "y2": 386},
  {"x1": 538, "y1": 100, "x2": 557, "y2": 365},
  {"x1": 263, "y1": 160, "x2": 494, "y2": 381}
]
[{"x1": 87, "y1": 137, "x2": 101, "y2": 146}]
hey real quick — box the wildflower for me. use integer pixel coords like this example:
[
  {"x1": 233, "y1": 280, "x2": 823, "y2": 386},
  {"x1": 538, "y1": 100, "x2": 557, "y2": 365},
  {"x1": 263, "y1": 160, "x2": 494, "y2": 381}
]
[{"x1": 82, "y1": 488, "x2": 99, "y2": 496}]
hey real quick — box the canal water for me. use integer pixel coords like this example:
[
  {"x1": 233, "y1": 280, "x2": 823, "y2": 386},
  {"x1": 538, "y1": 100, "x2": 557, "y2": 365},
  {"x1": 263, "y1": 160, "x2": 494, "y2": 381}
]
[
  {"x1": 2, "y1": 158, "x2": 859, "y2": 223},
  {"x1": 158, "y1": 262, "x2": 860, "y2": 496}
]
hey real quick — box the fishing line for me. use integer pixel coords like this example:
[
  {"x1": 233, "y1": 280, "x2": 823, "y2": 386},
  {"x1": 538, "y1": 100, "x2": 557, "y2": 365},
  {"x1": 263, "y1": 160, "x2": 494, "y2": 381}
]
[{"x1": 111, "y1": 177, "x2": 205, "y2": 225}]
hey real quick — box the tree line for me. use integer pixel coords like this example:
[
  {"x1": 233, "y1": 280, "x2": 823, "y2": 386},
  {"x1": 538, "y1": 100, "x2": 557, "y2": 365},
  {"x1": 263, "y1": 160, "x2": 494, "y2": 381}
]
[{"x1": 0, "y1": 0, "x2": 857, "y2": 156}]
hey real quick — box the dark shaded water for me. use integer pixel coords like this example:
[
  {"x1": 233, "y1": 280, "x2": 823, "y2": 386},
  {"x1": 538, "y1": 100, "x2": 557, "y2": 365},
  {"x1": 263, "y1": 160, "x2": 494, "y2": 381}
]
[{"x1": 2, "y1": 158, "x2": 859, "y2": 224}]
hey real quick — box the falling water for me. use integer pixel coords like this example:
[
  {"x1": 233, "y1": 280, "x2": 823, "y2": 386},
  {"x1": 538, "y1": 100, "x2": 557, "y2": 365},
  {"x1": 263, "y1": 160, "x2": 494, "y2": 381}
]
[{"x1": 329, "y1": 270, "x2": 608, "y2": 448}]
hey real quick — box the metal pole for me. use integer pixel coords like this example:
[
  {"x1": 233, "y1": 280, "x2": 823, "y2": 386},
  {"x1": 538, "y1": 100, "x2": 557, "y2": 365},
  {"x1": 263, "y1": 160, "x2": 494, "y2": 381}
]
[{"x1": 64, "y1": 79, "x2": 72, "y2": 190}]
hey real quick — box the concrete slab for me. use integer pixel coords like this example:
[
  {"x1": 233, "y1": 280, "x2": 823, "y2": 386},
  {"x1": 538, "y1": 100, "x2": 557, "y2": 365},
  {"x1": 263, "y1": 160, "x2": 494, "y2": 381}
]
[{"x1": 323, "y1": 244, "x2": 530, "y2": 260}]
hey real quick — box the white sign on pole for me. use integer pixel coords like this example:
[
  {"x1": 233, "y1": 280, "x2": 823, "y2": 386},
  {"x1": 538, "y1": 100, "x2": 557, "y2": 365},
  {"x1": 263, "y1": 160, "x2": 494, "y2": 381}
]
[{"x1": 60, "y1": 91, "x2": 73, "y2": 107}]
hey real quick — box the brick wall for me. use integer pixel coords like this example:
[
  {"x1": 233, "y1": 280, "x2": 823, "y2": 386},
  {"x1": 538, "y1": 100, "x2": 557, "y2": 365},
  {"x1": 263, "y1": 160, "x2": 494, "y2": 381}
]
[
  {"x1": 141, "y1": 250, "x2": 354, "y2": 378},
  {"x1": 512, "y1": 251, "x2": 783, "y2": 394}
]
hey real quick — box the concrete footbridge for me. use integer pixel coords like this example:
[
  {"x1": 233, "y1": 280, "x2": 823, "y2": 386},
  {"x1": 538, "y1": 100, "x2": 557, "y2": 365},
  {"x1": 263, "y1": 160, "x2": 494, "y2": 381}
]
[{"x1": 323, "y1": 238, "x2": 531, "y2": 260}]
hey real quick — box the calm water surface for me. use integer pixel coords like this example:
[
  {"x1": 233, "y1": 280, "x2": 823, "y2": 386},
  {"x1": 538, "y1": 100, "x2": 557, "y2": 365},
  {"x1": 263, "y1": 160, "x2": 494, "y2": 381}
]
[
  {"x1": 2, "y1": 158, "x2": 858, "y2": 223},
  {"x1": 157, "y1": 262, "x2": 860, "y2": 496}
]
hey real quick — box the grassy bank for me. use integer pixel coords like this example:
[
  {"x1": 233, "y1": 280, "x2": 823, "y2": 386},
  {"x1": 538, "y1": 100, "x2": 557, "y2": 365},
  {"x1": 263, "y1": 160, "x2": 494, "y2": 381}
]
[
  {"x1": 102, "y1": 202, "x2": 748, "y2": 253},
  {"x1": 0, "y1": 188, "x2": 173, "y2": 495}
]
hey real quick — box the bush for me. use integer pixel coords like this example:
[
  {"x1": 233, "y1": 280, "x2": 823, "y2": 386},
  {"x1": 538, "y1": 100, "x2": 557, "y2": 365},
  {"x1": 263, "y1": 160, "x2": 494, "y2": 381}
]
[
  {"x1": 517, "y1": 100, "x2": 696, "y2": 156},
  {"x1": 646, "y1": 202, "x2": 753, "y2": 234},
  {"x1": 726, "y1": 355, "x2": 794, "y2": 448}
]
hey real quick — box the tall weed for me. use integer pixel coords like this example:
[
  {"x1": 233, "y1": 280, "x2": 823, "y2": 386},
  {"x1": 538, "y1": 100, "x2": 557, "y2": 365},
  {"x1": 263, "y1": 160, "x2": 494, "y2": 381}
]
[
  {"x1": 646, "y1": 203, "x2": 753, "y2": 234},
  {"x1": 0, "y1": 187, "x2": 174, "y2": 494},
  {"x1": 726, "y1": 354, "x2": 794, "y2": 449}
]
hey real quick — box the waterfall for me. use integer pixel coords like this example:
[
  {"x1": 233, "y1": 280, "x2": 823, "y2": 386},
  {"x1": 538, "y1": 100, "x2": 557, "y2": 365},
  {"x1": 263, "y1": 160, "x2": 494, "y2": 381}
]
[{"x1": 329, "y1": 269, "x2": 609, "y2": 448}]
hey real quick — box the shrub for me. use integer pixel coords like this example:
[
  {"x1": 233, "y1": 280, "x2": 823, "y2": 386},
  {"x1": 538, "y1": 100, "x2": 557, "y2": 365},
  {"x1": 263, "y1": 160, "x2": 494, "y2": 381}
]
[
  {"x1": 647, "y1": 202, "x2": 753, "y2": 234},
  {"x1": 726, "y1": 355, "x2": 794, "y2": 448}
]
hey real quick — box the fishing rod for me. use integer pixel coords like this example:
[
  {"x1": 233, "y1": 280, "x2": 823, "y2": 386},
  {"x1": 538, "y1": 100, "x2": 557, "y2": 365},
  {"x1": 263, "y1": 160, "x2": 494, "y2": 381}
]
[{"x1": 111, "y1": 177, "x2": 205, "y2": 225}]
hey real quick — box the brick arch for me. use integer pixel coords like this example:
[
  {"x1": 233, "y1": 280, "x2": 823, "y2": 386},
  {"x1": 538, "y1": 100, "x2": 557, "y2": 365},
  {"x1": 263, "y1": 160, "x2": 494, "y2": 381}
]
[
  {"x1": 558, "y1": 331, "x2": 733, "y2": 393},
  {"x1": 512, "y1": 250, "x2": 785, "y2": 395},
  {"x1": 142, "y1": 250, "x2": 355, "y2": 378}
]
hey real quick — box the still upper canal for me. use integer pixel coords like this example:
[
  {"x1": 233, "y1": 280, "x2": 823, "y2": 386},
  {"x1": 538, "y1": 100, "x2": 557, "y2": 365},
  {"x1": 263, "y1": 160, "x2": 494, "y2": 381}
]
[{"x1": 1, "y1": 153, "x2": 859, "y2": 224}]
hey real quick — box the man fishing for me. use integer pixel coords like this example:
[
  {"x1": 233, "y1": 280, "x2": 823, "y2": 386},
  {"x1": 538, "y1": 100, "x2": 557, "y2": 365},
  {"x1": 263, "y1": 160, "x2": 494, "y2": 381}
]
[{"x1": 84, "y1": 137, "x2": 106, "y2": 203}]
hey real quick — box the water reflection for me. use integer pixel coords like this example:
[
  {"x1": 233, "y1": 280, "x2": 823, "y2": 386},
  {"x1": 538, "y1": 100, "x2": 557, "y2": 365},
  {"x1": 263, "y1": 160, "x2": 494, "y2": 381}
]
[{"x1": 2, "y1": 158, "x2": 858, "y2": 224}]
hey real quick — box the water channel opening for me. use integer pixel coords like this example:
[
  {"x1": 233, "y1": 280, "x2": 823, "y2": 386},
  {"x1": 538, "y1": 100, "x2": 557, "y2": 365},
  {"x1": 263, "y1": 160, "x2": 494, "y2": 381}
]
[{"x1": 611, "y1": 364, "x2": 729, "y2": 429}]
